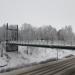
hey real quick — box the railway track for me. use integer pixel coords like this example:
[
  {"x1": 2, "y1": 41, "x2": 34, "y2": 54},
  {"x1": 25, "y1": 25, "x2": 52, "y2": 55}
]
[
  {"x1": 18, "y1": 57, "x2": 75, "y2": 75},
  {"x1": 1, "y1": 56, "x2": 75, "y2": 75}
]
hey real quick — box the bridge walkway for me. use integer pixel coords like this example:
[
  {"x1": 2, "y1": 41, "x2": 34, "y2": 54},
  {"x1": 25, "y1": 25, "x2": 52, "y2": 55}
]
[{"x1": 7, "y1": 41, "x2": 75, "y2": 50}]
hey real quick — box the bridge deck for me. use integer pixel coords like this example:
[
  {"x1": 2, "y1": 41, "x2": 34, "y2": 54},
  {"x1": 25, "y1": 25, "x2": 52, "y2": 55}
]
[{"x1": 7, "y1": 41, "x2": 75, "y2": 50}]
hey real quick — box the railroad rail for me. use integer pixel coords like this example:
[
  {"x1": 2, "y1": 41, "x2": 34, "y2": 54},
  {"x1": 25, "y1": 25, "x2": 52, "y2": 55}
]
[{"x1": 1, "y1": 56, "x2": 75, "y2": 75}]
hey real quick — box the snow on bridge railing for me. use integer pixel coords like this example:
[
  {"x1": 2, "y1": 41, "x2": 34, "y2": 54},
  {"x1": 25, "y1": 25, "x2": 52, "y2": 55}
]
[{"x1": 7, "y1": 40, "x2": 75, "y2": 46}]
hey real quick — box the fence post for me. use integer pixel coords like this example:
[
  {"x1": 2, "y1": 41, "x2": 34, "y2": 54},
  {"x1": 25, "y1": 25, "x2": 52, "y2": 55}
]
[{"x1": 57, "y1": 49, "x2": 58, "y2": 60}]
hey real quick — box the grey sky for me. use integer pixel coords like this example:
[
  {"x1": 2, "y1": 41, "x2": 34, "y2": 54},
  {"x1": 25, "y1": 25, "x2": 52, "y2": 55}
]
[{"x1": 0, "y1": 0, "x2": 75, "y2": 32}]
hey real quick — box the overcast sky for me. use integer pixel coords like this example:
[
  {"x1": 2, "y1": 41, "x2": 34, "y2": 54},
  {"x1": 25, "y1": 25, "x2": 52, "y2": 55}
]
[{"x1": 0, "y1": 0, "x2": 75, "y2": 32}]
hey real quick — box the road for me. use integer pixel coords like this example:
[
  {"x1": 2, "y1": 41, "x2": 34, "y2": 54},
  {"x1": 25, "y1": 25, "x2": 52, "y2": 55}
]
[{"x1": 1, "y1": 56, "x2": 75, "y2": 75}]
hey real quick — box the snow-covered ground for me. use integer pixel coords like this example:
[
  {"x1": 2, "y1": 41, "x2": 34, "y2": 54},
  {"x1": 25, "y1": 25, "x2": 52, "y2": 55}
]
[{"x1": 0, "y1": 45, "x2": 75, "y2": 73}]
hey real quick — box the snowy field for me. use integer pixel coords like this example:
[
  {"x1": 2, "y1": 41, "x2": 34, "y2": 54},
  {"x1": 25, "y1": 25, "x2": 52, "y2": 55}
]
[{"x1": 0, "y1": 44, "x2": 75, "y2": 73}]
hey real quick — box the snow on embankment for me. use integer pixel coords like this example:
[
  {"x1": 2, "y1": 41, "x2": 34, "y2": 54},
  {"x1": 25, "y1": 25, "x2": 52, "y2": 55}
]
[
  {"x1": 0, "y1": 57, "x2": 7, "y2": 67},
  {"x1": 0, "y1": 45, "x2": 75, "y2": 73}
]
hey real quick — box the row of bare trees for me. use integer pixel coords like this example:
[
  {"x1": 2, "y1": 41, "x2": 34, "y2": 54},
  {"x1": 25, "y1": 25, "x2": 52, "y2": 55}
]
[
  {"x1": 19, "y1": 23, "x2": 75, "y2": 43},
  {"x1": 0, "y1": 23, "x2": 75, "y2": 44}
]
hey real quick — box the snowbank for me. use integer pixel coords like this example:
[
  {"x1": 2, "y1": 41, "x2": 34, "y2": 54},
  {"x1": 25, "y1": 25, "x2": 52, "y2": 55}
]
[
  {"x1": 0, "y1": 57, "x2": 7, "y2": 67},
  {"x1": 0, "y1": 46, "x2": 75, "y2": 73}
]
